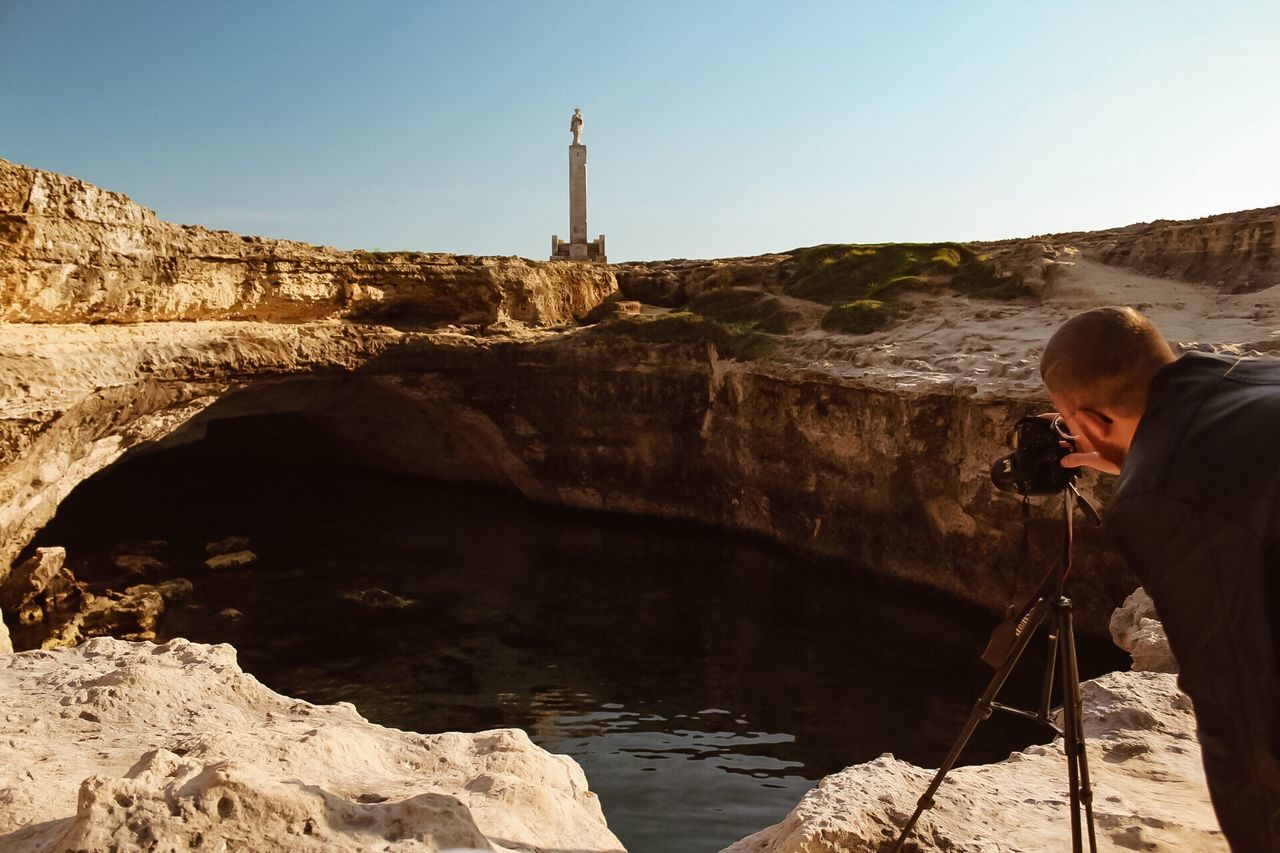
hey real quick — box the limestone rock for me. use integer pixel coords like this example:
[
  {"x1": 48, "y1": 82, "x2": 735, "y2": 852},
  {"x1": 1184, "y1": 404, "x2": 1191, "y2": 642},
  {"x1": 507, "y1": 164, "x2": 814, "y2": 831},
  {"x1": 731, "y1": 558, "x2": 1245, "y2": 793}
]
[
  {"x1": 0, "y1": 637, "x2": 621, "y2": 852},
  {"x1": 0, "y1": 546, "x2": 66, "y2": 612},
  {"x1": 0, "y1": 612, "x2": 11, "y2": 655},
  {"x1": 724, "y1": 671, "x2": 1222, "y2": 852},
  {"x1": 0, "y1": 157, "x2": 615, "y2": 327},
  {"x1": 112, "y1": 553, "x2": 168, "y2": 575},
  {"x1": 1110, "y1": 587, "x2": 1178, "y2": 673},
  {"x1": 205, "y1": 535, "x2": 252, "y2": 555},
  {"x1": 127, "y1": 577, "x2": 194, "y2": 603},
  {"x1": 614, "y1": 265, "x2": 686, "y2": 307},
  {"x1": 205, "y1": 549, "x2": 258, "y2": 571},
  {"x1": 342, "y1": 587, "x2": 419, "y2": 610},
  {"x1": 0, "y1": 547, "x2": 81, "y2": 634},
  {"x1": 61, "y1": 749, "x2": 492, "y2": 852},
  {"x1": 42, "y1": 586, "x2": 166, "y2": 648}
]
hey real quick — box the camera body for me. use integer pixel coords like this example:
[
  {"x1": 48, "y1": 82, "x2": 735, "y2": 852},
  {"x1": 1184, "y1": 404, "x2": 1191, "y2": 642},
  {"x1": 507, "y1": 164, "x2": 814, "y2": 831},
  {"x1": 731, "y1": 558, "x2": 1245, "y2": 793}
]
[{"x1": 990, "y1": 415, "x2": 1079, "y2": 496}]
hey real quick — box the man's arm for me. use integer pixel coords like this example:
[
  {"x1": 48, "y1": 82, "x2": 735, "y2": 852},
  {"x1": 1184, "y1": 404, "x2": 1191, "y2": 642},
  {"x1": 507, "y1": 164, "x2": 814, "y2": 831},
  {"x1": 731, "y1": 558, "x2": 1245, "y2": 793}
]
[{"x1": 1107, "y1": 493, "x2": 1280, "y2": 850}]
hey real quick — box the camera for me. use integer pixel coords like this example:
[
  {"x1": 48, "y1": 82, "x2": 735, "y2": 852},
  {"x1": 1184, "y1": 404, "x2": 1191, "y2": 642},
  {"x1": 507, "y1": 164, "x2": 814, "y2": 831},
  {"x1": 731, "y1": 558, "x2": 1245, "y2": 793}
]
[{"x1": 990, "y1": 415, "x2": 1079, "y2": 495}]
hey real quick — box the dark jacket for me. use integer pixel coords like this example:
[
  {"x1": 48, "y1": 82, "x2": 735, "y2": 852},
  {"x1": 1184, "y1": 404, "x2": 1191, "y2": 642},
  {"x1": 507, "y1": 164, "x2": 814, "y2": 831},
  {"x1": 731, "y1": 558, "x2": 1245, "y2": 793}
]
[{"x1": 1106, "y1": 351, "x2": 1280, "y2": 851}]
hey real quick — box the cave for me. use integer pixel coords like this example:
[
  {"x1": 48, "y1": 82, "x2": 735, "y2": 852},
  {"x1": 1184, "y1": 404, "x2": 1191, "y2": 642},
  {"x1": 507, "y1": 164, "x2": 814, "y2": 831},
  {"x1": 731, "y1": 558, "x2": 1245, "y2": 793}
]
[{"x1": 25, "y1": 379, "x2": 1127, "y2": 852}]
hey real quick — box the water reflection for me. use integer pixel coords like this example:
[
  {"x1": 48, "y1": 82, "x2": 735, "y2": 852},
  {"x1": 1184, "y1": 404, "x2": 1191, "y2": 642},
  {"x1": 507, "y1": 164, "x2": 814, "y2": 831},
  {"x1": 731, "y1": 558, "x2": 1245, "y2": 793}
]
[{"x1": 542, "y1": 707, "x2": 811, "y2": 851}]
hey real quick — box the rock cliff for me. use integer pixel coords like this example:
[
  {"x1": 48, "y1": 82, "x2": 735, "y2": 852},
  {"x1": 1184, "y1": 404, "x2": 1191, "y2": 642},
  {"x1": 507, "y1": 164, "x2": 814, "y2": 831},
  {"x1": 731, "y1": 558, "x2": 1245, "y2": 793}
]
[
  {"x1": 0, "y1": 157, "x2": 614, "y2": 325},
  {"x1": 4, "y1": 158, "x2": 1279, "y2": 639},
  {"x1": 982, "y1": 204, "x2": 1280, "y2": 294}
]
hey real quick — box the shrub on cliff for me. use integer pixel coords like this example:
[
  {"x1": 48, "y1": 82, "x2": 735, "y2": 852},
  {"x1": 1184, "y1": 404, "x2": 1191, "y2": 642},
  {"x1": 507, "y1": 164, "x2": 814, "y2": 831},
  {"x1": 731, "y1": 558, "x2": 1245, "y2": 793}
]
[
  {"x1": 821, "y1": 299, "x2": 893, "y2": 334},
  {"x1": 782, "y1": 242, "x2": 1027, "y2": 304}
]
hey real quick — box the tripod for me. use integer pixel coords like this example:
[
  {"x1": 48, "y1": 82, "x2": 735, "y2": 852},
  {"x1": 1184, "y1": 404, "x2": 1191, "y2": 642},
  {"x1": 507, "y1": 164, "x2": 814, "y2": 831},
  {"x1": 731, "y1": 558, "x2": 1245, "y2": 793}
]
[{"x1": 891, "y1": 485, "x2": 1100, "y2": 853}]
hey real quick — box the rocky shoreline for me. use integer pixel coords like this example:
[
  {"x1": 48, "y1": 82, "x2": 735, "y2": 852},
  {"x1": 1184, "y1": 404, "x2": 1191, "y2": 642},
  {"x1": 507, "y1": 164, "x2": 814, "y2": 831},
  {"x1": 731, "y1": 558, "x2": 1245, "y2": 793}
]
[
  {"x1": 0, "y1": 637, "x2": 622, "y2": 851},
  {"x1": 0, "y1": 587, "x2": 1220, "y2": 851}
]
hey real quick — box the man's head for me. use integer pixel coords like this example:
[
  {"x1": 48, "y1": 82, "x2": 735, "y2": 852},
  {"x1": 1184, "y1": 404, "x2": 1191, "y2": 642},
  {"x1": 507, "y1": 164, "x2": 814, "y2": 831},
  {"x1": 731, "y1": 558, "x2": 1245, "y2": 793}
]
[{"x1": 1041, "y1": 306, "x2": 1176, "y2": 469}]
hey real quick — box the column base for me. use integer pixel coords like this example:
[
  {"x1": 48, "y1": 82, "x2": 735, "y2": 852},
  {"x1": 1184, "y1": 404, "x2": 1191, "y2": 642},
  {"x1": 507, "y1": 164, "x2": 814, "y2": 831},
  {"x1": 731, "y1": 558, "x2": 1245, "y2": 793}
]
[{"x1": 550, "y1": 234, "x2": 607, "y2": 264}]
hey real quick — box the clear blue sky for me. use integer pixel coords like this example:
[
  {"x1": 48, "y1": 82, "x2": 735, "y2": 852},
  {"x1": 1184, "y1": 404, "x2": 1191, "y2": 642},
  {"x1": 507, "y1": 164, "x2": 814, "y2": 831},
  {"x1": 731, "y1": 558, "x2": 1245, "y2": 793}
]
[{"x1": 2, "y1": 1, "x2": 1277, "y2": 261}]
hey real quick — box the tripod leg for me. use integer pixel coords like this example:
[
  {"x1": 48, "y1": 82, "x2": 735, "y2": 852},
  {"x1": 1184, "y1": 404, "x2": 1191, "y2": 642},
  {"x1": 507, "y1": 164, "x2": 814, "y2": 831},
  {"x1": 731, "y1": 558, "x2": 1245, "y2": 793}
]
[
  {"x1": 890, "y1": 600, "x2": 1051, "y2": 852},
  {"x1": 1039, "y1": 611, "x2": 1059, "y2": 719},
  {"x1": 1057, "y1": 603, "x2": 1084, "y2": 853},
  {"x1": 1060, "y1": 602, "x2": 1099, "y2": 853}
]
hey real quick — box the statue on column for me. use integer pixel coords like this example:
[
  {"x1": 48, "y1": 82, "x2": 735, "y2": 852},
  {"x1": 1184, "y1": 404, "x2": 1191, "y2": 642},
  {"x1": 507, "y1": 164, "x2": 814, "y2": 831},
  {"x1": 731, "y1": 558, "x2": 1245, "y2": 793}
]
[{"x1": 570, "y1": 108, "x2": 583, "y2": 145}]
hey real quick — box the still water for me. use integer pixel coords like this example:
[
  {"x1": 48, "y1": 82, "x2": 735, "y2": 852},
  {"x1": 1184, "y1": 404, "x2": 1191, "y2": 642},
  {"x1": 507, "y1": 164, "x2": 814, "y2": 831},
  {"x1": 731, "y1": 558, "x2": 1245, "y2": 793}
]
[{"x1": 37, "y1": 420, "x2": 1124, "y2": 852}]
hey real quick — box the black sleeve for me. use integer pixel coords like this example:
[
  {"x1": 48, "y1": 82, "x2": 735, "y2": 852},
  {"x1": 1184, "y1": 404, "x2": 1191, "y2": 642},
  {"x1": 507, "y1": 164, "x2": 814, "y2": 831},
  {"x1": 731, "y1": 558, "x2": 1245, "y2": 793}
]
[{"x1": 1107, "y1": 493, "x2": 1280, "y2": 850}]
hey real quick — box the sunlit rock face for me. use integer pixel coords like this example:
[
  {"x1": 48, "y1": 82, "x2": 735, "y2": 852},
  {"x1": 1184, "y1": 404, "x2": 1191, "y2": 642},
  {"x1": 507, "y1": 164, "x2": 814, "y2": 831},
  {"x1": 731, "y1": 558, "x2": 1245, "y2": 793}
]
[
  {"x1": 0, "y1": 637, "x2": 622, "y2": 852},
  {"x1": 1110, "y1": 587, "x2": 1178, "y2": 673},
  {"x1": 1060, "y1": 207, "x2": 1280, "y2": 294},
  {"x1": 0, "y1": 157, "x2": 615, "y2": 325}
]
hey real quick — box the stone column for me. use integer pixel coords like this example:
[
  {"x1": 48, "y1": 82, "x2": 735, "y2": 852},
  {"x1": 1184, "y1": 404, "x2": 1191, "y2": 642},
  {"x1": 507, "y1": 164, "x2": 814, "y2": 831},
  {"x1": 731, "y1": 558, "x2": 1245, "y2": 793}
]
[
  {"x1": 550, "y1": 109, "x2": 605, "y2": 263},
  {"x1": 568, "y1": 143, "x2": 588, "y2": 259}
]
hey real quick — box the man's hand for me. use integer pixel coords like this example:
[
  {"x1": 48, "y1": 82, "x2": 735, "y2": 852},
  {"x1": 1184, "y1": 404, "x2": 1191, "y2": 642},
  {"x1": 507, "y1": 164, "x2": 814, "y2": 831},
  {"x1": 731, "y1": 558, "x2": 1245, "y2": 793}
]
[
  {"x1": 1039, "y1": 412, "x2": 1122, "y2": 475},
  {"x1": 1060, "y1": 450, "x2": 1121, "y2": 475}
]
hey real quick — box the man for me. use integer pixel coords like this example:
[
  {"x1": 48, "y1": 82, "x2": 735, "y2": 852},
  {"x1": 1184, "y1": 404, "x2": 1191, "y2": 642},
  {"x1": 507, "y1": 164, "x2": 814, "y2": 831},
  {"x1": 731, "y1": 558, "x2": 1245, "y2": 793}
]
[{"x1": 1040, "y1": 305, "x2": 1280, "y2": 850}]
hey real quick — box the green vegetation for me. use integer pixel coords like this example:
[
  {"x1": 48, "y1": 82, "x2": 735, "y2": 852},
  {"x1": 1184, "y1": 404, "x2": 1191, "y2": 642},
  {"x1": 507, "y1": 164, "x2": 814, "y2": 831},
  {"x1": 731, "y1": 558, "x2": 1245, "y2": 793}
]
[
  {"x1": 821, "y1": 299, "x2": 893, "y2": 334},
  {"x1": 783, "y1": 242, "x2": 1027, "y2": 304},
  {"x1": 585, "y1": 312, "x2": 777, "y2": 361},
  {"x1": 782, "y1": 242, "x2": 1028, "y2": 334}
]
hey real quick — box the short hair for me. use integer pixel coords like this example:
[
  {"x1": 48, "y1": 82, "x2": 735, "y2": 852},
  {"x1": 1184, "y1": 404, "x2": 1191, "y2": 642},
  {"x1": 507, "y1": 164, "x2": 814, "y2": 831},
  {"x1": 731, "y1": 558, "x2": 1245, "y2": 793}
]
[{"x1": 1040, "y1": 306, "x2": 1175, "y2": 417}]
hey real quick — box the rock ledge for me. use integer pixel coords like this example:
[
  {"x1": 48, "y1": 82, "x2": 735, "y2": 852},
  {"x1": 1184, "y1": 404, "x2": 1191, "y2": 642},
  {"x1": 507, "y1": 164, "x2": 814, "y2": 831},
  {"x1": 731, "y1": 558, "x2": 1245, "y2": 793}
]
[{"x1": 0, "y1": 637, "x2": 622, "y2": 852}]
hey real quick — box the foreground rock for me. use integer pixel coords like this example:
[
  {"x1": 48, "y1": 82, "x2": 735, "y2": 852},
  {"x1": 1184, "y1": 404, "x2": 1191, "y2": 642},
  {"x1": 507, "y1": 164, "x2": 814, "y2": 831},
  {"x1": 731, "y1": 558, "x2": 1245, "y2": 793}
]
[
  {"x1": 0, "y1": 637, "x2": 622, "y2": 852},
  {"x1": 725, "y1": 670, "x2": 1222, "y2": 852},
  {"x1": 62, "y1": 748, "x2": 491, "y2": 851},
  {"x1": 0, "y1": 546, "x2": 66, "y2": 613},
  {"x1": 1109, "y1": 587, "x2": 1178, "y2": 673}
]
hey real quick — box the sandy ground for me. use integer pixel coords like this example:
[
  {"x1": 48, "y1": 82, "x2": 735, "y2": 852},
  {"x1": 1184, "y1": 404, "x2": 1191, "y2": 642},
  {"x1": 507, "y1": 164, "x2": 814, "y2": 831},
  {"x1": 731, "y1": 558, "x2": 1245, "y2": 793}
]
[{"x1": 772, "y1": 251, "x2": 1280, "y2": 399}]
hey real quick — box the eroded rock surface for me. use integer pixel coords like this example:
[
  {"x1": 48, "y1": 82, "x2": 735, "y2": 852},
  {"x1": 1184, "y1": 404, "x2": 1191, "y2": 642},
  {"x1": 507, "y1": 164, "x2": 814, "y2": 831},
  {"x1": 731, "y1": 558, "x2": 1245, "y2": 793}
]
[
  {"x1": 0, "y1": 157, "x2": 615, "y2": 326},
  {"x1": 1110, "y1": 587, "x2": 1178, "y2": 673},
  {"x1": 0, "y1": 545, "x2": 65, "y2": 612},
  {"x1": 1000, "y1": 206, "x2": 1280, "y2": 294},
  {"x1": 0, "y1": 637, "x2": 621, "y2": 852},
  {"x1": 63, "y1": 748, "x2": 493, "y2": 852}
]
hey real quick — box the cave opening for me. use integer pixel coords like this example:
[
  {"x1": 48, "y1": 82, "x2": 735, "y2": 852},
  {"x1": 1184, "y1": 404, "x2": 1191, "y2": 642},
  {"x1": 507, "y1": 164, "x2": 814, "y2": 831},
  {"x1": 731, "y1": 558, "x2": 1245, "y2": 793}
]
[{"x1": 27, "y1": 395, "x2": 1126, "y2": 853}]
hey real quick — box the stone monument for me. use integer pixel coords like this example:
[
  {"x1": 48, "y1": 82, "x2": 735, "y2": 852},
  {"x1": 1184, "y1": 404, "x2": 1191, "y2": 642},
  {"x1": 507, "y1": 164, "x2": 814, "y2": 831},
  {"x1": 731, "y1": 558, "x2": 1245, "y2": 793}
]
[{"x1": 551, "y1": 108, "x2": 606, "y2": 263}]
